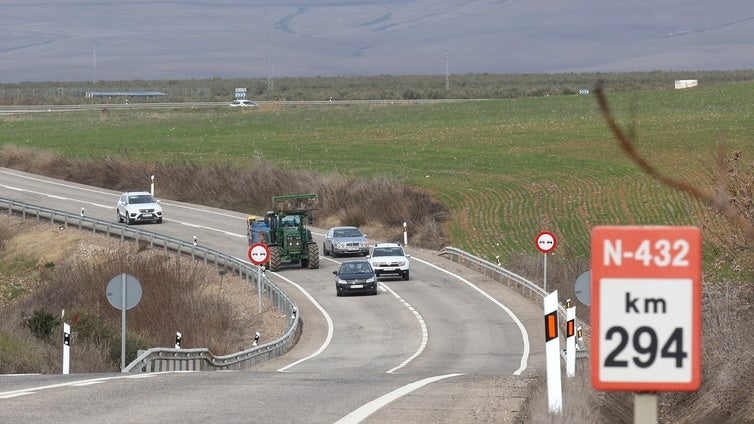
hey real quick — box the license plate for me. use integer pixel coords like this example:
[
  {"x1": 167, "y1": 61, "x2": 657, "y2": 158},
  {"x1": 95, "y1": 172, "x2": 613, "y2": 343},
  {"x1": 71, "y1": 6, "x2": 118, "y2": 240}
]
[{"x1": 351, "y1": 284, "x2": 363, "y2": 289}]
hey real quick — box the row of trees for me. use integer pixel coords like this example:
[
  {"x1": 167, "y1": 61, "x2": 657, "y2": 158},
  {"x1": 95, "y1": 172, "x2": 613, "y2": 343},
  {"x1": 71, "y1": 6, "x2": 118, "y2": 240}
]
[{"x1": 3, "y1": 70, "x2": 754, "y2": 104}]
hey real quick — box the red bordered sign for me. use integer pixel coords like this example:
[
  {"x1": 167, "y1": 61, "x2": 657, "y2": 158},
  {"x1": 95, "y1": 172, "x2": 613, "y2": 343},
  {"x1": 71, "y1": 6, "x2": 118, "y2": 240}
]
[
  {"x1": 591, "y1": 225, "x2": 701, "y2": 392},
  {"x1": 535, "y1": 231, "x2": 557, "y2": 254},
  {"x1": 247, "y1": 243, "x2": 270, "y2": 266}
]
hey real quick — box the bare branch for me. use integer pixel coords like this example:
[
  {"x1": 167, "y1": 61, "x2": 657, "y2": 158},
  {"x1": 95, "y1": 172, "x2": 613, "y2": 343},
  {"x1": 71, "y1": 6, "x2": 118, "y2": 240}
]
[{"x1": 594, "y1": 82, "x2": 754, "y2": 240}]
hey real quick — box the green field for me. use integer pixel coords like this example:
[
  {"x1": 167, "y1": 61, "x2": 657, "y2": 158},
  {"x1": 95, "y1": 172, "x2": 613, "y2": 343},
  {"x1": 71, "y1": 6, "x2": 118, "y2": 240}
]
[{"x1": 3, "y1": 83, "x2": 754, "y2": 276}]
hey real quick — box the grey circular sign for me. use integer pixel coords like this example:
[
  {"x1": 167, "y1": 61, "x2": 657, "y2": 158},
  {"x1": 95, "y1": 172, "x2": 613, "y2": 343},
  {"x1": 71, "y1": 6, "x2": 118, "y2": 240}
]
[
  {"x1": 574, "y1": 270, "x2": 591, "y2": 306},
  {"x1": 106, "y1": 273, "x2": 142, "y2": 310}
]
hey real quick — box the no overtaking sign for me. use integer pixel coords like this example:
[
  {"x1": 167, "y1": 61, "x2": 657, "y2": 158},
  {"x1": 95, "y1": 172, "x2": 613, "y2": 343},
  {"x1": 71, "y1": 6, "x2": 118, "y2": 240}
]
[{"x1": 591, "y1": 225, "x2": 701, "y2": 392}]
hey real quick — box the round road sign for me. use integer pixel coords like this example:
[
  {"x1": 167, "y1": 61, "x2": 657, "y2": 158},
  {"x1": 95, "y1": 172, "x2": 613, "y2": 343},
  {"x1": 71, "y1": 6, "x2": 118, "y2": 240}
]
[
  {"x1": 535, "y1": 231, "x2": 557, "y2": 254},
  {"x1": 106, "y1": 273, "x2": 142, "y2": 310},
  {"x1": 247, "y1": 242, "x2": 270, "y2": 266}
]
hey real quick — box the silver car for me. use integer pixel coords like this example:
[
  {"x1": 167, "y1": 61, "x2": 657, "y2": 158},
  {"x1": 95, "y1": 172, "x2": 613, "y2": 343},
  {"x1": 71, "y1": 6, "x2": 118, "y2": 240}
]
[
  {"x1": 116, "y1": 191, "x2": 163, "y2": 224},
  {"x1": 323, "y1": 226, "x2": 368, "y2": 257}
]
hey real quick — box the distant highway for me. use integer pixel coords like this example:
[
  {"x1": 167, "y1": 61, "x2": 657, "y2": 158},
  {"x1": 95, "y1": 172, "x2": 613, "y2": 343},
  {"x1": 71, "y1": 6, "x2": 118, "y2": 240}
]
[{"x1": 0, "y1": 99, "x2": 481, "y2": 115}]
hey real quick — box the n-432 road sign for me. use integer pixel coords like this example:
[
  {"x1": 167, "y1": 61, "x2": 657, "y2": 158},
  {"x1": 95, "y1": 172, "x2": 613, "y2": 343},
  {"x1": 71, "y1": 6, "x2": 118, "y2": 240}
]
[{"x1": 591, "y1": 226, "x2": 701, "y2": 392}]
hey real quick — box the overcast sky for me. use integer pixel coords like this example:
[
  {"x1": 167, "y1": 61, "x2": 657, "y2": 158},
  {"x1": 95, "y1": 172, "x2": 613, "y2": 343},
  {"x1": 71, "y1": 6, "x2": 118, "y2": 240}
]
[{"x1": 1, "y1": 0, "x2": 753, "y2": 83}]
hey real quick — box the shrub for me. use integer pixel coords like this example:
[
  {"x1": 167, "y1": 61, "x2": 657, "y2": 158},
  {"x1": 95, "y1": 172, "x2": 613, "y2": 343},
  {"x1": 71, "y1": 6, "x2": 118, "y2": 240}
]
[{"x1": 24, "y1": 309, "x2": 60, "y2": 340}]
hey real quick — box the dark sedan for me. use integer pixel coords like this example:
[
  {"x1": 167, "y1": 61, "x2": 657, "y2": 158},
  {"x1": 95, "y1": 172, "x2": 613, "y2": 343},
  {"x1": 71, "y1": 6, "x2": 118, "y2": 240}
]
[{"x1": 334, "y1": 260, "x2": 378, "y2": 296}]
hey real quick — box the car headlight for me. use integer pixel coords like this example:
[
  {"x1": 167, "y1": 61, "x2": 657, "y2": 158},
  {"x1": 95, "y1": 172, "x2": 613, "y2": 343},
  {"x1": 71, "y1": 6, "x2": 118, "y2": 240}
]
[{"x1": 366, "y1": 276, "x2": 376, "y2": 283}]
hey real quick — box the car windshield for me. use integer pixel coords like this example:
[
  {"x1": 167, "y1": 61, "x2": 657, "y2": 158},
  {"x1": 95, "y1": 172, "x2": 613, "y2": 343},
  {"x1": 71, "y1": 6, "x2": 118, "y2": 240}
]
[
  {"x1": 341, "y1": 262, "x2": 370, "y2": 273},
  {"x1": 335, "y1": 228, "x2": 362, "y2": 238},
  {"x1": 281, "y1": 216, "x2": 300, "y2": 226},
  {"x1": 129, "y1": 195, "x2": 154, "y2": 204},
  {"x1": 372, "y1": 247, "x2": 403, "y2": 257}
]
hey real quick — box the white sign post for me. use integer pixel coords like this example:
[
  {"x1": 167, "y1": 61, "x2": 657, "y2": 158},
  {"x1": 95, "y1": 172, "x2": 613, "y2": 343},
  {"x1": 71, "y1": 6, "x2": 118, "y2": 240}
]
[
  {"x1": 544, "y1": 290, "x2": 562, "y2": 414},
  {"x1": 535, "y1": 231, "x2": 557, "y2": 292},
  {"x1": 591, "y1": 226, "x2": 701, "y2": 421}
]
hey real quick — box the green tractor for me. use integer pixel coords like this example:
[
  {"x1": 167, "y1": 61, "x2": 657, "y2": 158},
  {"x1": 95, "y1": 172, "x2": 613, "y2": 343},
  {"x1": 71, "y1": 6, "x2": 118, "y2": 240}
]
[{"x1": 252, "y1": 194, "x2": 319, "y2": 271}]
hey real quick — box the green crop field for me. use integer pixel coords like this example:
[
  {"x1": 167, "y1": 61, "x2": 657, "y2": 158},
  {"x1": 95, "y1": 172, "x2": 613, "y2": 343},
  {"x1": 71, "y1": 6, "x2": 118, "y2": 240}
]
[{"x1": 3, "y1": 82, "x2": 754, "y2": 276}]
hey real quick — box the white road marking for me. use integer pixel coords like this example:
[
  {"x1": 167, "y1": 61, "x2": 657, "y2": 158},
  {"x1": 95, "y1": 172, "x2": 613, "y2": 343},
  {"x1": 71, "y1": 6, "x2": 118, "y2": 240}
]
[
  {"x1": 334, "y1": 373, "x2": 464, "y2": 424},
  {"x1": 0, "y1": 373, "x2": 158, "y2": 399},
  {"x1": 273, "y1": 272, "x2": 335, "y2": 373},
  {"x1": 380, "y1": 282, "x2": 428, "y2": 374},
  {"x1": 411, "y1": 256, "x2": 531, "y2": 375}
]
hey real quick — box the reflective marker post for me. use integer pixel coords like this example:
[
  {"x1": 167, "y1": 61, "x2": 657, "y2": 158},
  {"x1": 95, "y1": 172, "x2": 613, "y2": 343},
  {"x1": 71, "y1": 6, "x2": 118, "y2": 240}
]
[
  {"x1": 544, "y1": 290, "x2": 562, "y2": 413},
  {"x1": 63, "y1": 322, "x2": 71, "y2": 375},
  {"x1": 566, "y1": 300, "x2": 576, "y2": 378}
]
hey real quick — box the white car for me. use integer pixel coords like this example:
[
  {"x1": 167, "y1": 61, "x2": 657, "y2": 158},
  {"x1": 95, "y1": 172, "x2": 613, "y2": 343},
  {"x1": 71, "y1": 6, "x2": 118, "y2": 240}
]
[
  {"x1": 116, "y1": 191, "x2": 163, "y2": 224},
  {"x1": 368, "y1": 242, "x2": 410, "y2": 280},
  {"x1": 229, "y1": 99, "x2": 257, "y2": 107}
]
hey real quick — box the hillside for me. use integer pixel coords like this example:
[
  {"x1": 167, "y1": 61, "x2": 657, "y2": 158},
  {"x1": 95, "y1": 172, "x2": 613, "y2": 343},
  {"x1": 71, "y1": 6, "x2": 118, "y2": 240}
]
[{"x1": 2, "y1": 1, "x2": 754, "y2": 83}]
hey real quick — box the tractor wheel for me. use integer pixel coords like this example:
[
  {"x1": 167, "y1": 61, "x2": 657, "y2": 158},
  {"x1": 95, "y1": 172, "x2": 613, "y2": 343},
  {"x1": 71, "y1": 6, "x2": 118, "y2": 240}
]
[
  {"x1": 307, "y1": 243, "x2": 320, "y2": 269},
  {"x1": 268, "y1": 245, "x2": 282, "y2": 271}
]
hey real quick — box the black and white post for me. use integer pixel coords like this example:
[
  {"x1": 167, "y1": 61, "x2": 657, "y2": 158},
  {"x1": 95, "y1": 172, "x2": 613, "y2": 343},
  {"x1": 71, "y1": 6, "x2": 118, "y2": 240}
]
[
  {"x1": 566, "y1": 299, "x2": 576, "y2": 378},
  {"x1": 62, "y1": 310, "x2": 71, "y2": 375},
  {"x1": 544, "y1": 291, "x2": 562, "y2": 413}
]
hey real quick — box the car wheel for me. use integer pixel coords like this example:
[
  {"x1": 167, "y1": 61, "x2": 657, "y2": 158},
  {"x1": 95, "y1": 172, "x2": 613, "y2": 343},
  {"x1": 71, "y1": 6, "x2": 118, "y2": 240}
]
[
  {"x1": 126, "y1": 216, "x2": 134, "y2": 225},
  {"x1": 156, "y1": 218, "x2": 163, "y2": 224},
  {"x1": 402, "y1": 270, "x2": 410, "y2": 281},
  {"x1": 116, "y1": 210, "x2": 123, "y2": 223},
  {"x1": 323, "y1": 243, "x2": 329, "y2": 256}
]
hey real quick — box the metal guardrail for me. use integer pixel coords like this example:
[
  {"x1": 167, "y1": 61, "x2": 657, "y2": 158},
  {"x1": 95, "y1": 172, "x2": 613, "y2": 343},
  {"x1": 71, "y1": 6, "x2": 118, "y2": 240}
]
[
  {"x1": 0, "y1": 196, "x2": 299, "y2": 372},
  {"x1": 438, "y1": 246, "x2": 587, "y2": 357}
]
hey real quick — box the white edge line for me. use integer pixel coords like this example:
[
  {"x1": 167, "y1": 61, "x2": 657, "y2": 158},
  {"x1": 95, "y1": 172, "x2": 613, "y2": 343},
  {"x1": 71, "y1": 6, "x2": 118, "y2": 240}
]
[
  {"x1": 412, "y1": 256, "x2": 531, "y2": 375},
  {"x1": 380, "y1": 282, "x2": 428, "y2": 374},
  {"x1": 273, "y1": 272, "x2": 334, "y2": 372},
  {"x1": 334, "y1": 373, "x2": 464, "y2": 424},
  {"x1": 0, "y1": 373, "x2": 158, "y2": 398}
]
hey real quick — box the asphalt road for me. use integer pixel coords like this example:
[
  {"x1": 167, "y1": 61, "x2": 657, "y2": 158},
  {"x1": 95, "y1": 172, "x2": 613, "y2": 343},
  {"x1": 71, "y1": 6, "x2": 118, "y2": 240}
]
[{"x1": 0, "y1": 167, "x2": 545, "y2": 423}]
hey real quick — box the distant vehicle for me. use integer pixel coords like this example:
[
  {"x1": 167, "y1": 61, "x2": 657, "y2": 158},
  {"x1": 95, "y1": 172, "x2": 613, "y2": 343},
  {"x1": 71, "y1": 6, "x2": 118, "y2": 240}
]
[
  {"x1": 323, "y1": 226, "x2": 369, "y2": 257},
  {"x1": 229, "y1": 99, "x2": 257, "y2": 107},
  {"x1": 368, "y1": 242, "x2": 410, "y2": 280},
  {"x1": 247, "y1": 194, "x2": 319, "y2": 271},
  {"x1": 116, "y1": 191, "x2": 163, "y2": 224},
  {"x1": 334, "y1": 260, "x2": 378, "y2": 296}
]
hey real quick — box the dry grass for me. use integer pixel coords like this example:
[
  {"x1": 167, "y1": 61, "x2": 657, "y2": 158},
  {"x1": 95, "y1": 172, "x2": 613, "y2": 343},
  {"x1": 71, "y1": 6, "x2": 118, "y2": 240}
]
[
  {"x1": 0, "y1": 215, "x2": 286, "y2": 373},
  {"x1": 0, "y1": 145, "x2": 449, "y2": 249}
]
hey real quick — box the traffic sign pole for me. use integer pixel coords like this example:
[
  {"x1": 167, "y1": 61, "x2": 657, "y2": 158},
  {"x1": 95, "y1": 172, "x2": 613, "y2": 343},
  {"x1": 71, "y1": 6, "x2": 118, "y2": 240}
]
[
  {"x1": 535, "y1": 231, "x2": 557, "y2": 292},
  {"x1": 247, "y1": 243, "x2": 270, "y2": 313}
]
